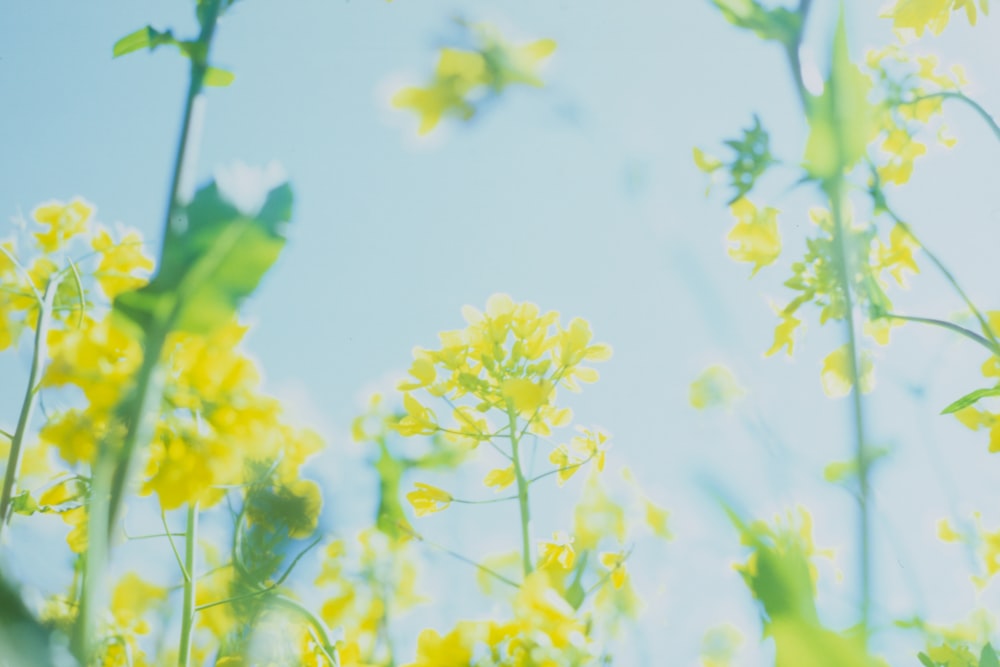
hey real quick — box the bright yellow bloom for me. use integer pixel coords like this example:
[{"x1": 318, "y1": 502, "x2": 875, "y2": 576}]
[
  {"x1": 599, "y1": 551, "x2": 628, "y2": 589},
  {"x1": 513, "y1": 571, "x2": 586, "y2": 649},
  {"x1": 397, "y1": 393, "x2": 438, "y2": 436},
  {"x1": 32, "y1": 198, "x2": 93, "y2": 252},
  {"x1": 406, "y1": 482, "x2": 452, "y2": 516},
  {"x1": 549, "y1": 445, "x2": 582, "y2": 485},
  {"x1": 820, "y1": 344, "x2": 875, "y2": 398},
  {"x1": 574, "y1": 471, "x2": 626, "y2": 551},
  {"x1": 92, "y1": 227, "x2": 154, "y2": 298},
  {"x1": 882, "y1": 0, "x2": 989, "y2": 37},
  {"x1": 111, "y1": 573, "x2": 167, "y2": 635},
  {"x1": 937, "y1": 518, "x2": 964, "y2": 543},
  {"x1": 405, "y1": 621, "x2": 487, "y2": 667},
  {"x1": 877, "y1": 129, "x2": 927, "y2": 186},
  {"x1": 538, "y1": 531, "x2": 576, "y2": 570},
  {"x1": 484, "y1": 465, "x2": 516, "y2": 490},
  {"x1": 727, "y1": 198, "x2": 781, "y2": 276},
  {"x1": 766, "y1": 310, "x2": 801, "y2": 357},
  {"x1": 690, "y1": 364, "x2": 745, "y2": 410}
]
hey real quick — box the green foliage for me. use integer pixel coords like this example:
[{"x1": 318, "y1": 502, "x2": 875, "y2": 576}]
[
  {"x1": 710, "y1": 0, "x2": 802, "y2": 47},
  {"x1": 723, "y1": 115, "x2": 775, "y2": 204},
  {"x1": 115, "y1": 180, "x2": 292, "y2": 336},
  {"x1": 940, "y1": 388, "x2": 1000, "y2": 415},
  {"x1": 803, "y1": 11, "x2": 875, "y2": 182}
]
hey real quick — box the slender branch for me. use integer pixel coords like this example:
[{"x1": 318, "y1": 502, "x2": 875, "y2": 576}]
[
  {"x1": 508, "y1": 404, "x2": 533, "y2": 577},
  {"x1": 195, "y1": 535, "x2": 322, "y2": 612},
  {"x1": 0, "y1": 274, "x2": 61, "y2": 537},
  {"x1": 884, "y1": 313, "x2": 999, "y2": 356},
  {"x1": 400, "y1": 523, "x2": 520, "y2": 589},
  {"x1": 829, "y1": 178, "x2": 872, "y2": 643},
  {"x1": 910, "y1": 91, "x2": 1000, "y2": 143},
  {"x1": 162, "y1": 510, "x2": 189, "y2": 582},
  {"x1": 177, "y1": 503, "x2": 198, "y2": 667},
  {"x1": 73, "y1": 3, "x2": 225, "y2": 660},
  {"x1": 452, "y1": 494, "x2": 518, "y2": 505}
]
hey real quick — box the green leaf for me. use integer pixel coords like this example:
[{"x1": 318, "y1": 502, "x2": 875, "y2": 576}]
[
  {"x1": 114, "y1": 179, "x2": 293, "y2": 335},
  {"x1": 803, "y1": 10, "x2": 875, "y2": 181},
  {"x1": 723, "y1": 114, "x2": 775, "y2": 204},
  {"x1": 112, "y1": 26, "x2": 177, "y2": 58},
  {"x1": 10, "y1": 491, "x2": 37, "y2": 516},
  {"x1": 980, "y1": 643, "x2": 1000, "y2": 667},
  {"x1": 918, "y1": 653, "x2": 936, "y2": 667},
  {"x1": 941, "y1": 387, "x2": 1000, "y2": 414},
  {"x1": 203, "y1": 66, "x2": 236, "y2": 87},
  {"x1": 711, "y1": 0, "x2": 801, "y2": 47}
]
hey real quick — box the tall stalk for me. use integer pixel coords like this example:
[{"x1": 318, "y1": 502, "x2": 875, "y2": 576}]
[
  {"x1": 72, "y1": 1, "x2": 224, "y2": 662},
  {"x1": 828, "y1": 178, "x2": 871, "y2": 639},
  {"x1": 0, "y1": 275, "x2": 62, "y2": 539},
  {"x1": 507, "y1": 405, "x2": 533, "y2": 577},
  {"x1": 178, "y1": 503, "x2": 198, "y2": 667}
]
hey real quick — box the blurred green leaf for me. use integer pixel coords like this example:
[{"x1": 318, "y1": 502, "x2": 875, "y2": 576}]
[
  {"x1": 204, "y1": 66, "x2": 236, "y2": 87},
  {"x1": 803, "y1": 11, "x2": 875, "y2": 181},
  {"x1": 918, "y1": 652, "x2": 936, "y2": 667},
  {"x1": 114, "y1": 180, "x2": 292, "y2": 335},
  {"x1": 113, "y1": 25, "x2": 177, "y2": 58},
  {"x1": 10, "y1": 491, "x2": 37, "y2": 516},
  {"x1": 0, "y1": 576, "x2": 57, "y2": 667},
  {"x1": 711, "y1": 0, "x2": 801, "y2": 46},
  {"x1": 723, "y1": 115, "x2": 775, "y2": 204},
  {"x1": 941, "y1": 387, "x2": 1000, "y2": 415},
  {"x1": 981, "y1": 644, "x2": 1000, "y2": 667}
]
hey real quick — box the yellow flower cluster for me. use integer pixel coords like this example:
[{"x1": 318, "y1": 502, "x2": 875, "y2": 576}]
[
  {"x1": 396, "y1": 293, "x2": 611, "y2": 443},
  {"x1": 952, "y1": 312, "x2": 1000, "y2": 453},
  {"x1": 405, "y1": 572, "x2": 591, "y2": 667},
  {"x1": 882, "y1": 0, "x2": 990, "y2": 38},
  {"x1": 393, "y1": 23, "x2": 556, "y2": 135}
]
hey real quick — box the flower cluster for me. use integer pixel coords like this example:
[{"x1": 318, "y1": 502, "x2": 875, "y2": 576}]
[{"x1": 393, "y1": 22, "x2": 556, "y2": 135}]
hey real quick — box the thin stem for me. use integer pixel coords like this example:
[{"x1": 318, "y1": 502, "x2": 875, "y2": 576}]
[
  {"x1": 400, "y1": 523, "x2": 520, "y2": 589},
  {"x1": 527, "y1": 453, "x2": 596, "y2": 485},
  {"x1": 877, "y1": 199, "x2": 1000, "y2": 352},
  {"x1": 452, "y1": 494, "x2": 518, "y2": 505},
  {"x1": 508, "y1": 404, "x2": 533, "y2": 577},
  {"x1": 270, "y1": 596, "x2": 339, "y2": 666},
  {"x1": 910, "y1": 91, "x2": 1000, "y2": 143},
  {"x1": 884, "y1": 313, "x2": 999, "y2": 356},
  {"x1": 0, "y1": 274, "x2": 61, "y2": 538},
  {"x1": 177, "y1": 503, "x2": 198, "y2": 667},
  {"x1": 73, "y1": 3, "x2": 224, "y2": 660},
  {"x1": 162, "y1": 510, "x2": 189, "y2": 582},
  {"x1": 829, "y1": 178, "x2": 871, "y2": 643}
]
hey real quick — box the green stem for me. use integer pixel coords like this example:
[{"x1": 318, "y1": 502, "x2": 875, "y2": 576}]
[
  {"x1": 271, "y1": 596, "x2": 339, "y2": 666},
  {"x1": 829, "y1": 178, "x2": 871, "y2": 643},
  {"x1": 178, "y1": 503, "x2": 198, "y2": 667},
  {"x1": 884, "y1": 313, "x2": 999, "y2": 356},
  {"x1": 910, "y1": 91, "x2": 1000, "y2": 143},
  {"x1": 72, "y1": 3, "x2": 225, "y2": 661},
  {"x1": 881, "y1": 208, "x2": 1000, "y2": 352},
  {"x1": 0, "y1": 274, "x2": 61, "y2": 539},
  {"x1": 507, "y1": 404, "x2": 533, "y2": 577}
]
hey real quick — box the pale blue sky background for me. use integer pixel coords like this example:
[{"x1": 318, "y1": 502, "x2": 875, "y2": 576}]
[{"x1": 2, "y1": 1, "x2": 1000, "y2": 664}]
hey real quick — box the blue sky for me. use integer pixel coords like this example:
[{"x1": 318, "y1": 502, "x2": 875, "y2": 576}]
[{"x1": 2, "y1": 1, "x2": 1000, "y2": 664}]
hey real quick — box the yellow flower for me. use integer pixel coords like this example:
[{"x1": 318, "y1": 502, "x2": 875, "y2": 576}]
[
  {"x1": 882, "y1": 0, "x2": 987, "y2": 37},
  {"x1": 396, "y1": 393, "x2": 438, "y2": 436},
  {"x1": 574, "y1": 472, "x2": 626, "y2": 551},
  {"x1": 549, "y1": 445, "x2": 583, "y2": 485},
  {"x1": 820, "y1": 344, "x2": 875, "y2": 398},
  {"x1": 32, "y1": 198, "x2": 93, "y2": 252},
  {"x1": 62, "y1": 505, "x2": 88, "y2": 553},
  {"x1": 111, "y1": 573, "x2": 167, "y2": 634},
  {"x1": 726, "y1": 198, "x2": 781, "y2": 276},
  {"x1": 513, "y1": 571, "x2": 585, "y2": 649},
  {"x1": 689, "y1": 364, "x2": 745, "y2": 410},
  {"x1": 484, "y1": 465, "x2": 516, "y2": 490},
  {"x1": 406, "y1": 482, "x2": 452, "y2": 516},
  {"x1": 877, "y1": 129, "x2": 927, "y2": 186},
  {"x1": 538, "y1": 531, "x2": 576, "y2": 570},
  {"x1": 937, "y1": 518, "x2": 963, "y2": 543},
  {"x1": 92, "y1": 227, "x2": 155, "y2": 298},
  {"x1": 405, "y1": 621, "x2": 487, "y2": 667},
  {"x1": 599, "y1": 551, "x2": 628, "y2": 589}
]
